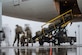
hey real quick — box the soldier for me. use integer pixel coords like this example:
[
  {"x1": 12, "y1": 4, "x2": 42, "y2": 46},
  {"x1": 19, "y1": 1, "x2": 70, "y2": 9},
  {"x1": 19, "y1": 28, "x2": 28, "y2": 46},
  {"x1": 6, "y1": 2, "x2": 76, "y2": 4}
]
[
  {"x1": 2, "y1": 24, "x2": 11, "y2": 46},
  {"x1": 20, "y1": 32, "x2": 25, "y2": 46},
  {"x1": 13, "y1": 25, "x2": 23, "y2": 46},
  {"x1": 24, "y1": 24, "x2": 32, "y2": 46}
]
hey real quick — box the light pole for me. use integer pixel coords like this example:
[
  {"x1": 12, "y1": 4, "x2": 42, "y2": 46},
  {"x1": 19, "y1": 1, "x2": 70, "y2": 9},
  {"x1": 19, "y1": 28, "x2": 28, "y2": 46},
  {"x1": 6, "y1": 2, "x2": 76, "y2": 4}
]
[
  {"x1": 75, "y1": 31, "x2": 76, "y2": 36},
  {"x1": 0, "y1": 2, "x2": 2, "y2": 47},
  {"x1": 78, "y1": 25, "x2": 80, "y2": 55},
  {"x1": 78, "y1": 25, "x2": 80, "y2": 45}
]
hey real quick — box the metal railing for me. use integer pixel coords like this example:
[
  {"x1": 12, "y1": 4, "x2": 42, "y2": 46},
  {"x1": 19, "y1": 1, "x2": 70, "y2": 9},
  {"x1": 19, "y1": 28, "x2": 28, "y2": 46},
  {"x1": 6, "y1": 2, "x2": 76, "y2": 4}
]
[{"x1": 41, "y1": 9, "x2": 73, "y2": 34}]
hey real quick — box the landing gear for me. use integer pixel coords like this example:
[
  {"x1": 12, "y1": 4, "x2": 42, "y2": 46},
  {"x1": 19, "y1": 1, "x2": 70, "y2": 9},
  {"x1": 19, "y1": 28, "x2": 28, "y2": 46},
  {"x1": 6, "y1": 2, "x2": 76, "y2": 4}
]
[
  {"x1": 70, "y1": 39, "x2": 74, "y2": 45},
  {"x1": 54, "y1": 39, "x2": 60, "y2": 45}
]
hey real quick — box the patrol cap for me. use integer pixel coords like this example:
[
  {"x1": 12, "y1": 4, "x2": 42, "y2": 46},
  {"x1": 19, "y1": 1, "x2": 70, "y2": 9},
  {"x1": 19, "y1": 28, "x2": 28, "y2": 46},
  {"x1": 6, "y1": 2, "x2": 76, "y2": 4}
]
[
  {"x1": 25, "y1": 24, "x2": 29, "y2": 27},
  {"x1": 16, "y1": 24, "x2": 19, "y2": 27}
]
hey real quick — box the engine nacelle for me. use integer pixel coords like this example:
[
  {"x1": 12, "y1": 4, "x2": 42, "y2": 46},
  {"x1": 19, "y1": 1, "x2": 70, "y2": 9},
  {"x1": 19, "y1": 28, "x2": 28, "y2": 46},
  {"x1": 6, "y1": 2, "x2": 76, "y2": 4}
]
[{"x1": 77, "y1": 0, "x2": 82, "y2": 13}]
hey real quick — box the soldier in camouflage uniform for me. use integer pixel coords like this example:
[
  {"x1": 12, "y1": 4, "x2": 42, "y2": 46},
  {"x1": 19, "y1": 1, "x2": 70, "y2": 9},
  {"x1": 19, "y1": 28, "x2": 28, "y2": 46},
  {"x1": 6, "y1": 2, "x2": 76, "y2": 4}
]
[
  {"x1": 25, "y1": 24, "x2": 32, "y2": 46},
  {"x1": 20, "y1": 32, "x2": 25, "y2": 46},
  {"x1": 13, "y1": 25, "x2": 23, "y2": 46}
]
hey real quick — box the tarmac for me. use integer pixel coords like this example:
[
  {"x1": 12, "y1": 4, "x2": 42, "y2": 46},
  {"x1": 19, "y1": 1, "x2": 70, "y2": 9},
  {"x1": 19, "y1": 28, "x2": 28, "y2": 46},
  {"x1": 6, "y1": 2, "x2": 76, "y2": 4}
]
[{"x1": 0, "y1": 44, "x2": 82, "y2": 55}]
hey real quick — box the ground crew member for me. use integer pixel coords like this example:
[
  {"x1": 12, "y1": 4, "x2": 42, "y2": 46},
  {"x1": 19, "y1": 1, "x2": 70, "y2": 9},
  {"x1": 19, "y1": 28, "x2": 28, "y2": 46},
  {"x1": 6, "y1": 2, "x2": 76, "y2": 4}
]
[
  {"x1": 13, "y1": 25, "x2": 23, "y2": 46},
  {"x1": 25, "y1": 24, "x2": 32, "y2": 46},
  {"x1": 20, "y1": 32, "x2": 25, "y2": 46},
  {"x1": 2, "y1": 24, "x2": 11, "y2": 46}
]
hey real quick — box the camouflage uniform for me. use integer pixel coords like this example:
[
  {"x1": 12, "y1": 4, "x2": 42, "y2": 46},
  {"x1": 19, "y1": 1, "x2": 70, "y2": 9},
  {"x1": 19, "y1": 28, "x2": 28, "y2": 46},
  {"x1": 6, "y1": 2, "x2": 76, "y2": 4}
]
[
  {"x1": 25, "y1": 26, "x2": 32, "y2": 46},
  {"x1": 20, "y1": 32, "x2": 25, "y2": 46},
  {"x1": 13, "y1": 25, "x2": 23, "y2": 46}
]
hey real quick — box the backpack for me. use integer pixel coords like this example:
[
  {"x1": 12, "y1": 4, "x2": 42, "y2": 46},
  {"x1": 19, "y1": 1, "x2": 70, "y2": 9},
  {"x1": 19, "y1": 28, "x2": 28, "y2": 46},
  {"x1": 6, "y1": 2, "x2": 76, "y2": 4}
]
[{"x1": 16, "y1": 26, "x2": 23, "y2": 34}]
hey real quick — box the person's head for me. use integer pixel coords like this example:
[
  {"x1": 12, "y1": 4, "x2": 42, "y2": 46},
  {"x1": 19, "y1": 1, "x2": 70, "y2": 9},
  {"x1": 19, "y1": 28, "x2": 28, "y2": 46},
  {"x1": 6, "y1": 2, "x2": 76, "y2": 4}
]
[
  {"x1": 25, "y1": 24, "x2": 29, "y2": 27},
  {"x1": 16, "y1": 25, "x2": 19, "y2": 27}
]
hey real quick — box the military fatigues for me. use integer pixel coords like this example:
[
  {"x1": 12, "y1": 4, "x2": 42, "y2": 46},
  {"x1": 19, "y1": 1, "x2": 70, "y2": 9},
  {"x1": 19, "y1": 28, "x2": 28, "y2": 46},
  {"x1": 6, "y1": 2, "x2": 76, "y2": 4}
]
[
  {"x1": 25, "y1": 27, "x2": 32, "y2": 46},
  {"x1": 13, "y1": 25, "x2": 23, "y2": 46},
  {"x1": 20, "y1": 33, "x2": 25, "y2": 46}
]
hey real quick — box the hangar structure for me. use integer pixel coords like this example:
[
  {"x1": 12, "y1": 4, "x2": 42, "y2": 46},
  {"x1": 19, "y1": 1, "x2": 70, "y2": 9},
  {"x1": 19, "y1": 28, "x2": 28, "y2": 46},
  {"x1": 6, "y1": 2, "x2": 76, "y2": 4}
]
[{"x1": 0, "y1": 0, "x2": 82, "y2": 46}]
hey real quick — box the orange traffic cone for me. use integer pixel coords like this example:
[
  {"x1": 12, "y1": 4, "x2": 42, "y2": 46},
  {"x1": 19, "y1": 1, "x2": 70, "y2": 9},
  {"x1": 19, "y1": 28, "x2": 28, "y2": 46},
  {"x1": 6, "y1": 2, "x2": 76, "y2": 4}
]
[{"x1": 49, "y1": 48, "x2": 52, "y2": 55}]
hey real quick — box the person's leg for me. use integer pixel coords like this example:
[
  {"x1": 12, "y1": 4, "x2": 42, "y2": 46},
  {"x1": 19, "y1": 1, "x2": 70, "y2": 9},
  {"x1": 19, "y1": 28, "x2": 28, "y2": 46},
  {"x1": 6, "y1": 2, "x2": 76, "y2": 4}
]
[
  {"x1": 22, "y1": 41, "x2": 24, "y2": 46},
  {"x1": 6, "y1": 35, "x2": 10, "y2": 46},
  {"x1": 5, "y1": 38, "x2": 10, "y2": 46},
  {"x1": 21, "y1": 42, "x2": 22, "y2": 46},
  {"x1": 13, "y1": 35, "x2": 17, "y2": 46},
  {"x1": 21, "y1": 40, "x2": 25, "y2": 46},
  {"x1": 23, "y1": 38, "x2": 25, "y2": 46},
  {"x1": 26, "y1": 37, "x2": 28, "y2": 46},
  {"x1": 30, "y1": 37, "x2": 33, "y2": 46},
  {"x1": 17, "y1": 34, "x2": 20, "y2": 46}
]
